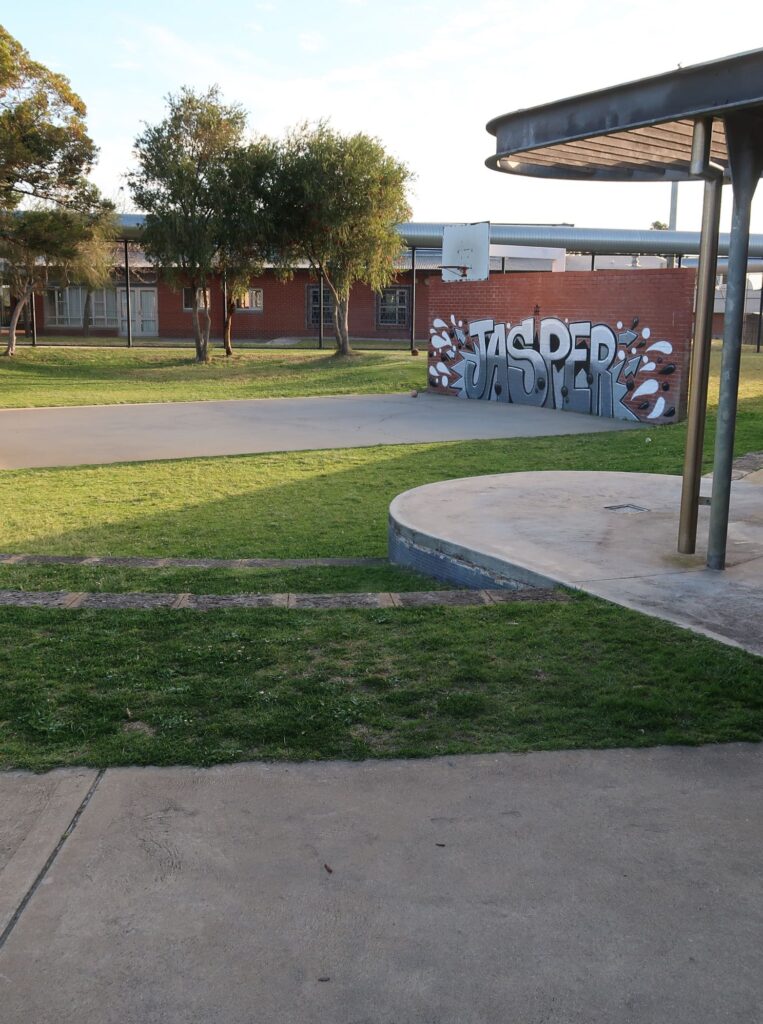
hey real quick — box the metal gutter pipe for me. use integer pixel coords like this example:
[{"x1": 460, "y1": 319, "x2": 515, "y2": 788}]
[{"x1": 117, "y1": 215, "x2": 763, "y2": 258}]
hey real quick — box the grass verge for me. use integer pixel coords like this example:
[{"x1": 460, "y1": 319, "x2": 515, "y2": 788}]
[
  {"x1": 1, "y1": 596, "x2": 760, "y2": 771},
  {"x1": 0, "y1": 563, "x2": 444, "y2": 594},
  {"x1": 0, "y1": 346, "x2": 423, "y2": 407}
]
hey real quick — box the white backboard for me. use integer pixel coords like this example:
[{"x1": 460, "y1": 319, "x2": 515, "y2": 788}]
[{"x1": 442, "y1": 222, "x2": 490, "y2": 282}]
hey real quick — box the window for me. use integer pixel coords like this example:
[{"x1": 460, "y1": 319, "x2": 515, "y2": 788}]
[
  {"x1": 235, "y1": 287, "x2": 264, "y2": 312},
  {"x1": 183, "y1": 287, "x2": 209, "y2": 311},
  {"x1": 307, "y1": 285, "x2": 334, "y2": 327},
  {"x1": 378, "y1": 287, "x2": 409, "y2": 327},
  {"x1": 45, "y1": 286, "x2": 118, "y2": 328}
]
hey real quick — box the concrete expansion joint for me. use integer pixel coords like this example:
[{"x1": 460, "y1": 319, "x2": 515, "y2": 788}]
[{"x1": 0, "y1": 769, "x2": 105, "y2": 953}]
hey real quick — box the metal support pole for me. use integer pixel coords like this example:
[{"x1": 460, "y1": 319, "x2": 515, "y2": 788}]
[
  {"x1": 30, "y1": 290, "x2": 37, "y2": 346},
  {"x1": 590, "y1": 253, "x2": 595, "y2": 271},
  {"x1": 667, "y1": 181, "x2": 679, "y2": 268},
  {"x1": 757, "y1": 276, "x2": 762, "y2": 353},
  {"x1": 410, "y1": 247, "x2": 416, "y2": 352},
  {"x1": 318, "y1": 274, "x2": 324, "y2": 350},
  {"x1": 707, "y1": 115, "x2": 763, "y2": 569},
  {"x1": 123, "y1": 239, "x2": 133, "y2": 349},
  {"x1": 677, "y1": 171, "x2": 722, "y2": 552}
]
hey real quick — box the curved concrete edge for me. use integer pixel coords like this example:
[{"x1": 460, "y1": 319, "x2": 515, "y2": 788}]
[
  {"x1": 388, "y1": 471, "x2": 763, "y2": 656},
  {"x1": 389, "y1": 476, "x2": 560, "y2": 591}
]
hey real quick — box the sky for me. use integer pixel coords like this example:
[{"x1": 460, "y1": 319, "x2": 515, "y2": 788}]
[{"x1": 5, "y1": 0, "x2": 763, "y2": 235}]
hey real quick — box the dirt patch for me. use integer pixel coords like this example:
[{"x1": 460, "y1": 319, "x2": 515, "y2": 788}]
[{"x1": 122, "y1": 720, "x2": 157, "y2": 737}]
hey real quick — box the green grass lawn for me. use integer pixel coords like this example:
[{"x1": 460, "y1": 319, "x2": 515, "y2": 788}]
[
  {"x1": 0, "y1": 347, "x2": 760, "y2": 771},
  {"x1": 0, "y1": 346, "x2": 422, "y2": 407},
  {"x1": 0, "y1": 562, "x2": 444, "y2": 594},
  {"x1": 1, "y1": 597, "x2": 760, "y2": 772}
]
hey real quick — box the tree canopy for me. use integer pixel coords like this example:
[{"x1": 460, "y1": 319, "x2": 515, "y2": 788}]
[
  {"x1": 0, "y1": 205, "x2": 117, "y2": 354},
  {"x1": 267, "y1": 122, "x2": 412, "y2": 355},
  {"x1": 128, "y1": 86, "x2": 252, "y2": 362},
  {"x1": 0, "y1": 24, "x2": 98, "y2": 211}
]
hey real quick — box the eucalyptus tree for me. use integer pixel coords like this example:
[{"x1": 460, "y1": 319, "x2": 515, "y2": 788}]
[
  {"x1": 128, "y1": 87, "x2": 247, "y2": 363},
  {"x1": 0, "y1": 203, "x2": 116, "y2": 355},
  {"x1": 0, "y1": 24, "x2": 98, "y2": 212},
  {"x1": 267, "y1": 122, "x2": 412, "y2": 356}
]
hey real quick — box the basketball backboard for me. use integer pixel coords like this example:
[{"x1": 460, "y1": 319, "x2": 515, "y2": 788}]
[{"x1": 441, "y1": 222, "x2": 490, "y2": 282}]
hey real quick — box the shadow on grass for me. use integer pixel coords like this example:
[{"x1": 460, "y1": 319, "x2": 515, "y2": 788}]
[{"x1": 0, "y1": 425, "x2": 691, "y2": 558}]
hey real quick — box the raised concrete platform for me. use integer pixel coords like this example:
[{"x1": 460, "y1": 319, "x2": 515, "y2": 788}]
[
  {"x1": 0, "y1": 393, "x2": 637, "y2": 469},
  {"x1": 390, "y1": 471, "x2": 763, "y2": 656}
]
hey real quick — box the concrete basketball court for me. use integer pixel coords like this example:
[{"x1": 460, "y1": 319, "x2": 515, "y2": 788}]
[
  {"x1": 0, "y1": 392, "x2": 638, "y2": 469},
  {"x1": 1, "y1": 745, "x2": 761, "y2": 1024}
]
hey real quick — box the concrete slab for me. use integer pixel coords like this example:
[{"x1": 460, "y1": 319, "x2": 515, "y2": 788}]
[
  {"x1": 0, "y1": 393, "x2": 637, "y2": 469},
  {"x1": 389, "y1": 471, "x2": 763, "y2": 656},
  {"x1": 0, "y1": 769, "x2": 98, "y2": 934},
  {"x1": 0, "y1": 747, "x2": 761, "y2": 1023}
]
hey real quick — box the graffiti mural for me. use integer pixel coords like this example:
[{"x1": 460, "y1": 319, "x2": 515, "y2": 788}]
[{"x1": 428, "y1": 314, "x2": 681, "y2": 423}]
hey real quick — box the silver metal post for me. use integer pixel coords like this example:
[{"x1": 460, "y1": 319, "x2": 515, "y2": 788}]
[
  {"x1": 666, "y1": 182, "x2": 679, "y2": 267},
  {"x1": 410, "y1": 247, "x2": 416, "y2": 352},
  {"x1": 318, "y1": 274, "x2": 324, "y2": 350},
  {"x1": 30, "y1": 290, "x2": 37, "y2": 346},
  {"x1": 707, "y1": 115, "x2": 762, "y2": 569},
  {"x1": 123, "y1": 239, "x2": 133, "y2": 349},
  {"x1": 678, "y1": 119, "x2": 723, "y2": 554}
]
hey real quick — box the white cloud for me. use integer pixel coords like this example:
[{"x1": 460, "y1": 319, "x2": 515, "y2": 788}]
[
  {"x1": 79, "y1": 1, "x2": 763, "y2": 233},
  {"x1": 298, "y1": 31, "x2": 325, "y2": 53}
]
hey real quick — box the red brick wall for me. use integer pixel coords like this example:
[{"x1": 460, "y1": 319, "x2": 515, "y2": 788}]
[{"x1": 425, "y1": 269, "x2": 696, "y2": 424}]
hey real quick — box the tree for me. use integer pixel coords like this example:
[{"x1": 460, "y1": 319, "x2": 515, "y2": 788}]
[
  {"x1": 268, "y1": 122, "x2": 412, "y2": 356},
  {"x1": 0, "y1": 203, "x2": 117, "y2": 355},
  {"x1": 0, "y1": 25, "x2": 98, "y2": 211},
  {"x1": 128, "y1": 87, "x2": 248, "y2": 363},
  {"x1": 650, "y1": 220, "x2": 669, "y2": 230},
  {"x1": 217, "y1": 139, "x2": 279, "y2": 356}
]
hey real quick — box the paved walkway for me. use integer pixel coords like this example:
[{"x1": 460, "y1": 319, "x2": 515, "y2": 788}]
[
  {"x1": 390, "y1": 471, "x2": 763, "y2": 656},
  {"x1": 0, "y1": 393, "x2": 638, "y2": 469},
  {"x1": 1, "y1": 745, "x2": 761, "y2": 1023}
]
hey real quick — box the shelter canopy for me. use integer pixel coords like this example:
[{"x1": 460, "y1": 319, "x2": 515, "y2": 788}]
[{"x1": 486, "y1": 49, "x2": 763, "y2": 181}]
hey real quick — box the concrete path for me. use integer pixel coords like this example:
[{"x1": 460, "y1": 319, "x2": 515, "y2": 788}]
[
  {"x1": 0, "y1": 393, "x2": 637, "y2": 469},
  {"x1": 389, "y1": 471, "x2": 763, "y2": 656},
  {"x1": 1, "y1": 745, "x2": 761, "y2": 1024}
]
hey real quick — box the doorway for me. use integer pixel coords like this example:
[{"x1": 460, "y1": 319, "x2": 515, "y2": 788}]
[{"x1": 118, "y1": 288, "x2": 157, "y2": 337}]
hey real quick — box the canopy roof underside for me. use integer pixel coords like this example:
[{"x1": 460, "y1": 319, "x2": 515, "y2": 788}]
[
  {"x1": 486, "y1": 49, "x2": 763, "y2": 182},
  {"x1": 492, "y1": 120, "x2": 730, "y2": 181}
]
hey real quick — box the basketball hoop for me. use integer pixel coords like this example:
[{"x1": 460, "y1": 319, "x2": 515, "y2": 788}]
[
  {"x1": 441, "y1": 223, "x2": 490, "y2": 282},
  {"x1": 440, "y1": 265, "x2": 469, "y2": 280}
]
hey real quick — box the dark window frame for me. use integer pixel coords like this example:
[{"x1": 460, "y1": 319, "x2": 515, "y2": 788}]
[
  {"x1": 182, "y1": 287, "x2": 209, "y2": 311},
  {"x1": 235, "y1": 287, "x2": 264, "y2": 313},
  {"x1": 306, "y1": 284, "x2": 335, "y2": 327},
  {"x1": 377, "y1": 286, "x2": 410, "y2": 328}
]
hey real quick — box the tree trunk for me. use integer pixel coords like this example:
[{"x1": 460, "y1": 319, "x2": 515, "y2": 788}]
[
  {"x1": 81, "y1": 290, "x2": 92, "y2": 337},
  {"x1": 82, "y1": 289, "x2": 92, "y2": 337},
  {"x1": 333, "y1": 294, "x2": 352, "y2": 356},
  {"x1": 191, "y1": 285, "x2": 209, "y2": 363},
  {"x1": 4, "y1": 287, "x2": 32, "y2": 356},
  {"x1": 223, "y1": 296, "x2": 235, "y2": 356}
]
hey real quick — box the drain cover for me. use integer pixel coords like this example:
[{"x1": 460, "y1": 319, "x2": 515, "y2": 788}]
[{"x1": 605, "y1": 503, "x2": 650, "y2": 514}]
